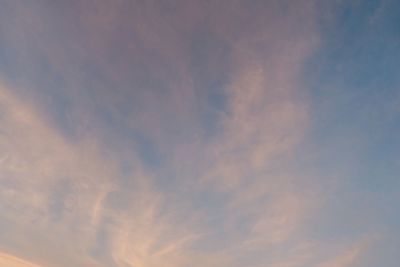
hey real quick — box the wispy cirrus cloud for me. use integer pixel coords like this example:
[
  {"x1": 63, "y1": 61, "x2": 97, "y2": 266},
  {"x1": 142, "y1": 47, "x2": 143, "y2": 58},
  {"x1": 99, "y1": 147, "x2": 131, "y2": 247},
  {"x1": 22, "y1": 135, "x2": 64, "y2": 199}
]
[
  {"x1": 0, "y1": 82, "x2": 206, "y2": 267},
  {"x1": 1, "y1": 0, "x2": 398, "y2": 267},
  {"x1": 316, "y1": 237, "x2": 374, "y2": 267},
  {"x1": 0, "y1": 251, "x2": 45, "y2": 267}
]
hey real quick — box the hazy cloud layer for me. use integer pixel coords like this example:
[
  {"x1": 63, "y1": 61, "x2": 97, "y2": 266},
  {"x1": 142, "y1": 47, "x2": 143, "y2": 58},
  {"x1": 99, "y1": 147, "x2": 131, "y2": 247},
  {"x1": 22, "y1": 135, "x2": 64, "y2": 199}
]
[{"x1": 0, "y1": 1, "x2": 399, "y2": 267}]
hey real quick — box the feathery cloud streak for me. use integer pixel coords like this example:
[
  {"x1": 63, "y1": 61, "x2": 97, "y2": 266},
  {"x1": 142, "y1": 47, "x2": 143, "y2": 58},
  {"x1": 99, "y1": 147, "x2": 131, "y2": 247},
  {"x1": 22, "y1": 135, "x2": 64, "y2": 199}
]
[{"x1": 0, "y1": 0, "x2": 399, "y2": 267}]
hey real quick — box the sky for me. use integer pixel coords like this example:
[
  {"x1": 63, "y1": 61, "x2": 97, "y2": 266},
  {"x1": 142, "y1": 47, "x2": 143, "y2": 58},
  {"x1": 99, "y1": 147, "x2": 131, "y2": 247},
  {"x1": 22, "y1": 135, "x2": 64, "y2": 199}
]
[{"x1": 0, "y1": 0, "x2": 399, "y2": 267}]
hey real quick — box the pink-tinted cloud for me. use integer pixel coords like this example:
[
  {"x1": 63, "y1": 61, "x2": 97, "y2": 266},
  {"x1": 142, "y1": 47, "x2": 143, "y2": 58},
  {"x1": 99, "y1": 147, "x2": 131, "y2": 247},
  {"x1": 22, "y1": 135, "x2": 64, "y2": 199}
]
[
  {"x1": 0, "y1": 251, "x2": 45, "y2": 267},
  {"x1": 0, "y1": 1, "x2": 394, "y2": 267}
]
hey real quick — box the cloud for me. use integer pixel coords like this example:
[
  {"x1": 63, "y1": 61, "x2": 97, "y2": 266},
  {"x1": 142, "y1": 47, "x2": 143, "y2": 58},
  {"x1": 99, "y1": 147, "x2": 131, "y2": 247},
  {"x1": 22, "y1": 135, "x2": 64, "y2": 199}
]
[
  {"x1": 184, "y1": 1, "x2": 320, "y2": 264},
  {"x1": 0, "y1": 82, "x2": 115, "y2": 266},
  {"x1": 0, "y1": 251, "x2": 45, "y2": 267},
  {"x1": 0, "y1": 82, "x2": 203, "y2": 267},
  {"x1": 1, "y1": 1, "x2": 319, "y2": 266},
  {"x1": 316, "y1": 238, "x2": 373, "y2": 267},
  {"x1": 1, "y1": 1, "x2": 393, "y2": 267}
]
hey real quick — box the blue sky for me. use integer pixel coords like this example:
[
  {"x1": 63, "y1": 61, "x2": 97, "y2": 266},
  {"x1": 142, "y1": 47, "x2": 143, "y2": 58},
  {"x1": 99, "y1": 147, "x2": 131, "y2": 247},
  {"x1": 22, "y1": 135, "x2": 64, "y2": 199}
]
[{"x1": 0, "y1": 1, "x2": 399, "y2": 267}]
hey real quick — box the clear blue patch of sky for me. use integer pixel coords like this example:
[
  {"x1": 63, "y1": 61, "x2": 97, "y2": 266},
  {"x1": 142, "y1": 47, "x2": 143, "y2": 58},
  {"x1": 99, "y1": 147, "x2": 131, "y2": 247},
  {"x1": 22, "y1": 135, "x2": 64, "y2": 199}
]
[
  {"x1": 302, "y1": 0, "x2": 400, "y2": 244},
  {"x1": 304, "y1": 0, "x2": 400, "y2": 188}
]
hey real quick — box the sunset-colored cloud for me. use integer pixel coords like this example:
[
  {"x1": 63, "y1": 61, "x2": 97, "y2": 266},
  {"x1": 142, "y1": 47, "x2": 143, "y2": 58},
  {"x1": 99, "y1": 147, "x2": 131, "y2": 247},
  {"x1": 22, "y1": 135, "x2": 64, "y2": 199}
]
[
  {"x1": 0, "y1": 83, "x2": 202, "y2": 267},
  {"x1": 317, "y1": 238, "x2": 373, "y2": 267},
  {"x1": 0, "y1": 251, "x2": 45, "y2": 267},
  {"x1": 0, "y1": 0, "x2": 399, "y2": 266}
]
